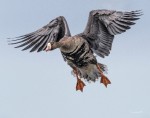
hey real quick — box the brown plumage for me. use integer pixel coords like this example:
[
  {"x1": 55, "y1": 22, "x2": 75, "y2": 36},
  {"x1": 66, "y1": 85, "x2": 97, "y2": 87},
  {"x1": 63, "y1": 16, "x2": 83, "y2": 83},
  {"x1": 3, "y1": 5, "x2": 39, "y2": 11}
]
[{"x1": 8, "y1": 9, "x2": 142, "y2": 92}]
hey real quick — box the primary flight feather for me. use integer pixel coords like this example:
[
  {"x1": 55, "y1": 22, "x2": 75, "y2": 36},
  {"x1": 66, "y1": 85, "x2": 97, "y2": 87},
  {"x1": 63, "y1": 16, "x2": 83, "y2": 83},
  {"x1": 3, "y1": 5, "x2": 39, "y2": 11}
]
[{"x1": 9, "y1": 9, "x2": 142, "y2": 92}]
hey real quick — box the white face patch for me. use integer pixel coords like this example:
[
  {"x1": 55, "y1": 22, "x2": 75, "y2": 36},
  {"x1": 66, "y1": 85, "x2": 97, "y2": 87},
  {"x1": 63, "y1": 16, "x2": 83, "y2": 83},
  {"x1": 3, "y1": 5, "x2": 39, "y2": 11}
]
[
  {"x1": 45, "y1": 43, "x2": 52, "y2": 51},
  {"x1": 47, "y1": 43, "x2": 52, "y2": 49}
]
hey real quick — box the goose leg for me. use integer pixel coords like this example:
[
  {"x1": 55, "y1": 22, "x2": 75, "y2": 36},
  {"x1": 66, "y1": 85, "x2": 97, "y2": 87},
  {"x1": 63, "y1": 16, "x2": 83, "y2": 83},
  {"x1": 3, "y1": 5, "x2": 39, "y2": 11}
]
[
  {"x1": 96, "y1": 64, "x2": 111, "y2": 87},
  {"x1": 73, "y1": 68, "x2": 86, "y2": 92}
]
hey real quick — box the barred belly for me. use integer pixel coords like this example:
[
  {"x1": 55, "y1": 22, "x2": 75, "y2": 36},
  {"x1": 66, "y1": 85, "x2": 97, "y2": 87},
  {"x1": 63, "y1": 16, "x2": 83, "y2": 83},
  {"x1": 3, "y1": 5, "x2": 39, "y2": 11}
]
[{"x1": 61, "y1": 39, "x2": 97, "y2": 68}]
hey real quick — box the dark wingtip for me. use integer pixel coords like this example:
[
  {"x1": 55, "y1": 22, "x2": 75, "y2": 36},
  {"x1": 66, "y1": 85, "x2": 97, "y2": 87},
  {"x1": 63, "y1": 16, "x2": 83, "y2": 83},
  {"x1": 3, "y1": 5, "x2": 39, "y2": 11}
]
[
  {"x1": 7, "y1": 39, "x2": 16, "y2": 45},
  {"x1": 126, "y1": 10, "x2": 143, "y2": 16},
  {"x1": 133, "y1": 10, "x2": 143, "y2": 16},
  {"x1": 7, "y1": 35, "x2": 24, "y2": 40},
  {"x1": 8, "y1": 42, "x2": 14, "y2": 45}
]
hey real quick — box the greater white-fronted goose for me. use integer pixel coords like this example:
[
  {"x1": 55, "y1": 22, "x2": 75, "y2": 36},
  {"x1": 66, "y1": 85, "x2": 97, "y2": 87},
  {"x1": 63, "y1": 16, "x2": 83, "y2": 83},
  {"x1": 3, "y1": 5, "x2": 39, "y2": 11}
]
[{"x1": 9, "y1": 9, "x2": 142, "y2": 92}]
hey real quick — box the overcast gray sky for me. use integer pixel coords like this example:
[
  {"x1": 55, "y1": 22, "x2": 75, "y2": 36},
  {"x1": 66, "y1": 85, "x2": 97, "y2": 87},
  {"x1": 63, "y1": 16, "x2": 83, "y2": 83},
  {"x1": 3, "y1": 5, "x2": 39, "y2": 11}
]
[{"x1": 0, "y1": 0, "x2": 150, "y2": 118}]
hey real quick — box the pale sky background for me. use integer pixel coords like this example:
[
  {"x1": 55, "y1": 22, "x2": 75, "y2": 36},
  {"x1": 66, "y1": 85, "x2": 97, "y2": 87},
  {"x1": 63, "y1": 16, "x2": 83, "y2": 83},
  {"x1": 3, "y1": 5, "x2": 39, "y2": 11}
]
[{"x1": 0, "y1": 0, "x2": 150, "y2": 118}]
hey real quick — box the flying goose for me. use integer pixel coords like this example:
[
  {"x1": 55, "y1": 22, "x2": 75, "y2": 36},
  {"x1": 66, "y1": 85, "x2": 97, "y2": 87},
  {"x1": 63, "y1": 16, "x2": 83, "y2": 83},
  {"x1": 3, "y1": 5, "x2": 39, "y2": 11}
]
[{"x1": 9, "y1": 9, "x2": 142, "y2": 92}]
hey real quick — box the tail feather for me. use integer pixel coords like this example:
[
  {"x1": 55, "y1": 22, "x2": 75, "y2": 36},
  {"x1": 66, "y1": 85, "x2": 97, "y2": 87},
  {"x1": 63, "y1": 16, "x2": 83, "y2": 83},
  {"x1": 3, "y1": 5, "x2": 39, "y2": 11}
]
[
  {"x1": 71, "y1": 63, "x2": 108, "y2": 82},
  {"x1": 98, "y1": 63, "x2": 108, "y2": 74}
]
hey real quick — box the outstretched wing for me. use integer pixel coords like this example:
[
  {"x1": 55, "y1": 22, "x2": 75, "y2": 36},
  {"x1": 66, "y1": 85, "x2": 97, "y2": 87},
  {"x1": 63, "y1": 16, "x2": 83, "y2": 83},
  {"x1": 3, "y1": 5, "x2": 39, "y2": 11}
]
[
  {"x1": 8, "y1": 16, "x2": 70, "y2": 52},
  {"x1": 79, "y1": 9, "x2": 142, "y2": 58}
]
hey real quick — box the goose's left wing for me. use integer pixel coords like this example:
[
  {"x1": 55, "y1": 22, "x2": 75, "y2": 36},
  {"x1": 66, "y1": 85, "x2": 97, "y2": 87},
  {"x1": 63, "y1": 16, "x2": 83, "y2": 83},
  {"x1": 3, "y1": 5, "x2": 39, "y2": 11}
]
[
  {"x1": 79, "y1": 9, "x2": 142, "y2": 58},
  {"x1": 8, "y1": 16, "x2": 69, "y2": 52}
]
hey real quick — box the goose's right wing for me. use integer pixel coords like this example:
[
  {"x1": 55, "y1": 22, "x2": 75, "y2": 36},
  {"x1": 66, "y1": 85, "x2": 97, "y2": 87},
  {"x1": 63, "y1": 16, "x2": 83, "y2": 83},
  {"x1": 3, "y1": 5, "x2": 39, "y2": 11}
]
[{"x1": 79, "y1": 10, "x2": 142, "y2": 58}]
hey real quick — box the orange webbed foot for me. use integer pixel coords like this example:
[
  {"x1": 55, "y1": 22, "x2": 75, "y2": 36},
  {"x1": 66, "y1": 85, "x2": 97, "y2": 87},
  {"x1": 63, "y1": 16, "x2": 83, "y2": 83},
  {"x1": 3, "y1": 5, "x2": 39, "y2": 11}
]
[
  {"x1": 100, "y1": 74, "x2": 111, "y2": 87},
  {"x1": 76, "y1": 79, "x2": 86, "y2": 92}
]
